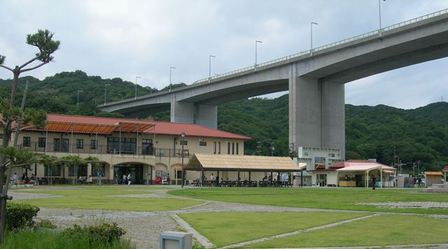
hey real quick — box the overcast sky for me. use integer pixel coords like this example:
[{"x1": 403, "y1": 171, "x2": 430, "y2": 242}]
[{"x1": 1, "y1": 0, "x2": 448, "y2": 109}]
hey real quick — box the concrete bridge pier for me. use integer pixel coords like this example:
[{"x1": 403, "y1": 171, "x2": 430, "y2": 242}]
[
  {"x1": 170, "y1": 96, "x2": 217, "y2": 129},
  {"x1": 289, "y1": 67, "x2": 345, "y2": 158}
]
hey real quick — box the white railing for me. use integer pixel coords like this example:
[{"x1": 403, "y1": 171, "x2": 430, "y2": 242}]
[
  {"x1": 192, "y1": 8, "x2": 448, "y2": 85},
  {"x1": 102, "y1": 8, "x2": 448, "y2": 106}
]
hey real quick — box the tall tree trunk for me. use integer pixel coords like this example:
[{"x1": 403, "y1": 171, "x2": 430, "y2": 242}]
[
  {"x1": 0, "y1": 68, "x2": 20, "y2": 243},
  {"x1": 9, "y1": 67, "x2": 20, "y2": 106},
  {"x1": 13, "y1": 80, "x2": 29, "y2": 147}
]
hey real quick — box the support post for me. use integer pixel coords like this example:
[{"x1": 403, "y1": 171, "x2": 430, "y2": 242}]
[
  {"x1": 289, "y1": 66, "x2": 345, "y2": 157},
  {"x1": 380, "y1": 168, "x2": 383, "y2": 188},
  {"x1": 170, "y1": 98, "x2": 218, "y2": 129},
  {"x1": 237, "y1": 169, "x2": 240, "y2": 187},
  {"x1": 216, "y1": 171, "x2": 220, "y2": 186},
  {"x1": 201, "y1": 169, "x2": 204, "y2": 187},
  {"x1": 301, "y1": 170, "x2": 304, "y2": 187}
]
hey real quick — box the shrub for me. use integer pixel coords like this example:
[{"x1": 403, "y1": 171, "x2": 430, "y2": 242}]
[
  {"x1": 6, "y1": 202, "x2": 40, "y2": 231},
  {"x1": 63, "y1": 223, "x2": 126, "y2": 244},
  {"x1": 2, "y1": 229, "x2": 135, "y2": 249},
  {"x1": 35, "y1": 219, "x2": 57, "y2": 229}
]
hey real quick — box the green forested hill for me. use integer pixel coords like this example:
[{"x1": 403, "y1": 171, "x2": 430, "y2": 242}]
[{"x1": 1, "y1": 71, "x2": 447, "y2": 170}]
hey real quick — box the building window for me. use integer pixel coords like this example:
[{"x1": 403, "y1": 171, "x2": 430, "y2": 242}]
[
  {"x1": 142, "y1": 139, "x2": 153, "y2": 155},
  {"x1": 232, "y1": 142, "x2": 235, "y2": 155},
  {"x1": 214, "y1": 142, "x2": 217, "y2": 154},
  {"x1": 44, "y1": 166, "x2": 61, "y2": 177},
  {"x1": 23, "y1": 136, "x2": 31, "y2": 147},
  {"x1": 107, "y1": 137, "x2": 136, "y2": 154},
  {"x1": 69, "y1": 165, "x2": 87, "y2": 177},
  {"x1": 218, "y1": 142, "x2": 221, "y2": 154},
  {"x1": 90, "y1": 139, "x2": 97, "y2": 150},
  {"x1": 54, "y1": 138, "x2": 69, "y2": 152},
  {"x1": 180, "y1": 140, "x2": 188, "y2": 146},
  {"x1": 91, "y1": 165, "x2": 106, "y2": 177},
  {"x1": 76, "y1": 139, "x2": 84, "y2": 149},
  {"x1": 199, "y1": 141, "x2": 207, "y2": 146},
  {"x1": 236, "y1": 143, "x2": 239, "y2": 155},
  {"x1": 227, "y1": 142, "x2": 230, "y2": 154},
  {"x1": 176, "y1": 170, "x2": 183, "y2": 179},
  {"x1": 38, "y1": 137, "x2": 46, "y2": 148}
]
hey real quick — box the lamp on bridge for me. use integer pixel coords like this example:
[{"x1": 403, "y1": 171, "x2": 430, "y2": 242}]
[{"x1": 255, "y1": 40, "x2": 262, "y2": 66}]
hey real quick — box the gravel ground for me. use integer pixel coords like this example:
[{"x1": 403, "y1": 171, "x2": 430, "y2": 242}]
[
  {"x1": 37, "y1": 208, "x2": 177, "y2": 249},
  {"x1": 10, "y1": 188, "x2": 448, "y2": 249},
  {"x1": 359, "y1": 202, "x2": 448, "y2": 209}
]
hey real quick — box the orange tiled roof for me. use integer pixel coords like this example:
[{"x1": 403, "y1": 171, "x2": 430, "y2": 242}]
[{"x1": 29, "y1": 114, "x2": 251, "y2": 140}]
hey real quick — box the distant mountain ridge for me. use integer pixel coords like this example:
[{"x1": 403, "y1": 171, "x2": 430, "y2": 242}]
[{"x1": 1, "y1": 70, "x2": 447, "y2": 170}]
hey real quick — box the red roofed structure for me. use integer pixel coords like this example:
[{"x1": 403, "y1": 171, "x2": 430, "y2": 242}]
[
  {"x1": 39, "y1": 114, "x2": 250, "y2": 140},
  {"x1": 12, "y1": 113, "x2": 251, "y2": 185}
]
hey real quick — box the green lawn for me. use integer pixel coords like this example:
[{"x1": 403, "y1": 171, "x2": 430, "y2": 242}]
[
  {"x1": 179, "y1": 212, "x2": 366, "y2": 247},
  {"x1": 170, "y1": 187, "x2": 448, "y2": 214},
  {"x1": 14, "y1": 186, "x2": 202, "y2": 211},
  {"x1": 250, "y1": 215, "x2": 448, "y2": 248}
]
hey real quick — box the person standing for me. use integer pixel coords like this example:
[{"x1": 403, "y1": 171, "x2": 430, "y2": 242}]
[
  {"x1": 371, "y1": 175, "x2": 377, "y2": 190},
  {"x1": 127, "y1": 173, "x2": 132, "y2": 186},
  {"x1": 122, "y1": 174, "x2": 127, "y2": 185}
]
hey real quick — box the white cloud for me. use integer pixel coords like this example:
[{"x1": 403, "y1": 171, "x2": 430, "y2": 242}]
[{"x1": 0, "y1": 0, "x2": 447, "y2": 108}]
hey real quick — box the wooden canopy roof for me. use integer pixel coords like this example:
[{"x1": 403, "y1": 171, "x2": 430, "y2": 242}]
[
  {"x1": 184, "y1": 154, "x2": 305, "y2": 172},
  {"x1": 44, "y1": 121, "x2": 154, "y2": 135}
]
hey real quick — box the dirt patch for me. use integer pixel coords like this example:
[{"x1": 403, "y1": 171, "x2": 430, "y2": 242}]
[{"x1": 360, "y1": 202, "x2": 448, "y2": 209}]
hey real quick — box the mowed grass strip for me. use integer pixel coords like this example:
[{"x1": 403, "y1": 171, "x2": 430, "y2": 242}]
[
  {"x1": 170, "y1": 188, "x2": 448, "y2": 214},
  {"x1": 250, "y1": 214, "x2": 448, "y2": 248},
  {"x1": 14, "y1": 186, "x2": 202, "y2": 211},
  {"x1": 179, "y1": 212, "x2": 366, "y2": 247}
]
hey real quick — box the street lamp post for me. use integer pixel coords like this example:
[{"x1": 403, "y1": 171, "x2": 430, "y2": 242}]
[
  {"x1": 169, "y1": 66, "x2": 176, "y2": 92},
  {"x1": 104, "y1": 83, "x2": 111, "y2": 105},
  {"x1": 208, "y1": 55, "x2": 216, "y2": 82},
  {"x1": 271, "y1": 144, "x2": 275, "y2": 156},
  {"x1": 310, "y1": 22, "x2": 318, "y2": 51},
  {"x1": 255, "y1": 40, "x2": 262, "y2": 67},
  {"x1": 378, "y1": 0, "x2": 386, "y2": 31},
  {"x1": 181, "y1": 132, "x2": 186, "y2": 188},
  {"x1": 77, "y1": 89, "x2": 83, "y2": 109},
  {"x1": 134, "y1": 76, "x2": 141, "y2": 100}
]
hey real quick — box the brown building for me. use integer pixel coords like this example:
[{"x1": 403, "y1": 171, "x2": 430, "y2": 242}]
[{"x1": 12, "y1": 114, "x2": 250, "y2": 184}]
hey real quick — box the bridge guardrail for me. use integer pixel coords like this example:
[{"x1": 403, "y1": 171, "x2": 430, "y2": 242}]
[
  {"x1": 192, "y1": 8, "x2": 448, "y2": 85},
  {"x1": 102, "y1": 8, "x2": 448, "y2": 107}
]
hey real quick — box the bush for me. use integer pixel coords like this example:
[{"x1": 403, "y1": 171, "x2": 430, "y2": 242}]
[
  {"x1": 63, "y1": 223, "x2": 126, "y2": 244},
  {"x1": 1, "y1": 229, "x2": 134, "y2": 249},
  {"x1": 6, "y1": 202, "x2": 40, "y2": 231},
  {"x1": 35, "y1": 219, "x2": 57, "y2": 229}
]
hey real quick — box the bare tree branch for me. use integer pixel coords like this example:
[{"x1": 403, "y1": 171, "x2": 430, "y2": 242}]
[
  {"x1": 19, "y1": 57, "x2": 38, "y2": 70},
  {"x1": 21, "y1": 62, "x2": 48, "y2": 73},
  {"x1": 0, "y1": 65, "x2": 13, "y2": 72}
]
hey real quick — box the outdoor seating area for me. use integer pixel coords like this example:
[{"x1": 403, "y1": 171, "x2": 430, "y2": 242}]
[
  {"x1": 184, "y1": 154, "x2": 304, "y2": 187},
  {"x1": 194, "y1": 179, "x2": 293, "y2": 187}
]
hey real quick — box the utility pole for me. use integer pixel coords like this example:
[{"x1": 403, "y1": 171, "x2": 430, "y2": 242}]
[
  {"x1": 77, "y1": 89, "x2": 83, "y2": 109},
  {"x1": 104, "y1": 83, "x2": 110, "y2": 105},
  {"x1": 181, "y1": 132, "x2": 186, "y2": 188}
]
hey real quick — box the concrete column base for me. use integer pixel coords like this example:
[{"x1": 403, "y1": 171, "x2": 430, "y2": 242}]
[
  {"x1": 170, "y1": 97, "x2": 217, "y2": 129},
  {"x1": 289, "y1": 65, "x2": 345, "y2": 158}
]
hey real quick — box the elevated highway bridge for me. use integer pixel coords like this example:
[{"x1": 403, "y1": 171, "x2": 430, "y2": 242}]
[{"x1": 99, "y1": 9, "x2": 448, "y2": 157}]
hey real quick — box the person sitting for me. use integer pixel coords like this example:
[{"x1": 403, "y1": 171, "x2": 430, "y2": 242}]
[{"x1": 87, "y1": 175, "x2": 93, "y2": 184}]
